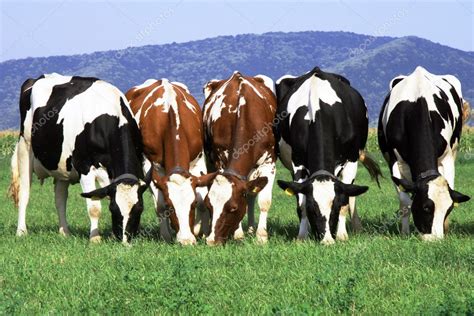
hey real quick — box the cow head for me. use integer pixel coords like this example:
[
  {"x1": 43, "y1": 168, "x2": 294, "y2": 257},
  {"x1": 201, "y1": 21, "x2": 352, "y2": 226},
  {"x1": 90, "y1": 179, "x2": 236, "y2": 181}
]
[
  {"x1": 153, "y1": 169, "x2": 215, "y2": 245},
  {"x1": 277, "y1": 172, "x2": 368, "y2": 245},
  {"x1": 81, "y1": 171, "x2": 152, "y2": 244},
  {"x1": 393, "y1": 174, "x2": 470, "y2": 240},
  {"x1": 204, "y1": 172, "x2": 268, "y2": 245}
]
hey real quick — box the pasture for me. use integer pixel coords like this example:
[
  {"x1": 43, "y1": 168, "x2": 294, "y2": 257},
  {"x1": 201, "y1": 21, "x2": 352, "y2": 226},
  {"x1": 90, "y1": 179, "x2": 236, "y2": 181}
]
[{"x1": 0, "y1": 131, "x2": 473, "y2": 314}]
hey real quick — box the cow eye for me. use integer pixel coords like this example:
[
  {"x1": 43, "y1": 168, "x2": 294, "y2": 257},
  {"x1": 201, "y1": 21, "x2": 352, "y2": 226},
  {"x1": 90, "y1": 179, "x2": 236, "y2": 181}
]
[
  {"x1": 230, "y1": 207, "x2": 238, "y2": 213},
  {"x1": 423, "y1": 206, "x2": 431, "y2": 213},
  {"x1": 242, "y1": 192, "x2": 247, "y2": 198}
]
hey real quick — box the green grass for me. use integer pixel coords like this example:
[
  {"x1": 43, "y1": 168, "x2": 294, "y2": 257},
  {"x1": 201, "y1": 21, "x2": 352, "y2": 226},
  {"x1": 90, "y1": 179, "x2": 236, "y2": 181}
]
[{"x1": 0, "y1": 133, "x2": 473, "y2": 314}]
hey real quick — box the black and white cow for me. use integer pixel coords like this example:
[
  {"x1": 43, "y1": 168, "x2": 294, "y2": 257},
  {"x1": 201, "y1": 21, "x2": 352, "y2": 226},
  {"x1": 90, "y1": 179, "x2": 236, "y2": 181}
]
[
  {"x1": 9, "y1": 73, "x2": 150, "y2": 243},
  {"x1": 378, "y1": 66, "x2": 470, "y2": 240},
  {"x1": 275, "y1": 67, "x2": 381, "y2": 245}
]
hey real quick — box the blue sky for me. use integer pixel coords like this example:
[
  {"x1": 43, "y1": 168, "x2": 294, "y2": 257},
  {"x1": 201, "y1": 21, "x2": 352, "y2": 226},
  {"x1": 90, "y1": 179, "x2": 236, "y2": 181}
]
[{"x1": 1, "y1": 0, "x2": 473, "y2": 62}]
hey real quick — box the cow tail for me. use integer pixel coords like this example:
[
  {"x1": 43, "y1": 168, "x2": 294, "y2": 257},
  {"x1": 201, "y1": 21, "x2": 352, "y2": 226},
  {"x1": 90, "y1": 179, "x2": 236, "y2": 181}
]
[
  {"x1": 359, "y1": 150, "x2": 382, "y2": 188},
  {"x1": 462, "y1": 100, "x2": 471, "y2": 126},
  {"x1": 8, "y1": 142, "x2": 20, "y2": 207}
]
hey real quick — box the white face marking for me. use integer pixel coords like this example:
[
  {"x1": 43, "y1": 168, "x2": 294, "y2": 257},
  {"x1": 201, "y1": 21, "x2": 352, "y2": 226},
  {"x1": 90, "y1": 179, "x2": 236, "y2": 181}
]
[
  {"x1": 166, "y1": 174, "x2": 196, "y2": 241},
  {"x1": 425, "y1": 176, "x2": 452, "y2": 240},
  {"x1": 115, "y1": 183, "x2": 140, "y2": 242},
  {"x1": 207, "y1": 175, "x2": 233, "y2": 241},
  {"x1": 286, "y1": 76, "x2": 341, "y2": 124},
  {"x1": 311, "y1": 180, "x2": 336, "y2": 244}
]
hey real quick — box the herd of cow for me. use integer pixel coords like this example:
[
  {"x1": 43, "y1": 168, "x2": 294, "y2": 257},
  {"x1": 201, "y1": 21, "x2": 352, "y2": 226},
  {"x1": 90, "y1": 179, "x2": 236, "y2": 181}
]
[{"x1": 8, "y1": 66, "x2": 471, "y2": 246}]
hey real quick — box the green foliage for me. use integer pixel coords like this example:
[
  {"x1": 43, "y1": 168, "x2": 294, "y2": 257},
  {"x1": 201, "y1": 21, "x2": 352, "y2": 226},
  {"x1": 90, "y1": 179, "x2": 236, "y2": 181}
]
[
  {"x1": 0, "y1": 133, "x2": 17, "y2": 156},
  {"x1": 0, "y1": 133, "x2": 473, "y2": 314}
]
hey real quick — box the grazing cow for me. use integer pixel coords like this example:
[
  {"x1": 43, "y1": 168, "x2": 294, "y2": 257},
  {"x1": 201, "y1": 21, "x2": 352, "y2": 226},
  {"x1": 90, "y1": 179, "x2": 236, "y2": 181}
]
[
  {"x1": 126, "y1": 79, "x2": 211, "y2": 245},
  {"x1": 9, "y1": 73, "x2": 150, "y2": 244},
  {"x1": 203, "y1": 71, "x2": 277, "y2": 245},
  {"x1": 378, "y1": 66, "x2": 470, "y2": 240},
  {"x1": 275, "y1": 67, "x2": 381, "y2": 245}
]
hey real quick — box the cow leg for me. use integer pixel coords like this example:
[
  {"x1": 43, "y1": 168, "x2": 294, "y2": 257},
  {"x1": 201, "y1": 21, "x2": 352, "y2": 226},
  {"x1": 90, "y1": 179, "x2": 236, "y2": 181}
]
[
  {"x1": 256, "y1": 163, "x2": 276, "y2": 244},
  {"x1": 247, "y1": 195, "x2": 256, "y2": 234},
  {"x1": 297, "y1": 194, "x2": 309, "y2": 240},
  {"x1": 153, "y1": 185, "x2": 173, "y2": 243},
  {"x1": 440, "y1": 153, "x2": 455, "y2": 232},
  {"x1": 54, "y1": 179, "x2": 70, "y2": 236},
  {"x1": 16, "y1": 138, "x2": 33, "y2": 236},
  {"x1": 80, "y1": 173, "x2": 102, "y2": 242},
  {"x1": 337, "y1": 161, "x2": 359, "y2": 240},
  {"x1": 440, "y1": 152, "x2": 455, "y2": 188},
  {"x1": 194, "y1": 194, "x2": 211, "y2": 237},
  {"x1": 193, "y1": 186, "x2": 211, "y2": 237},
  {"x1": 398, "y1": 190, "x2": 412, "y2": 235},
  {"x1": 190, "y1": 155, "x2": 211, "y2": 237},
  {"x1": 234, "y1": 222, "x2": 245, "y2": 240}
]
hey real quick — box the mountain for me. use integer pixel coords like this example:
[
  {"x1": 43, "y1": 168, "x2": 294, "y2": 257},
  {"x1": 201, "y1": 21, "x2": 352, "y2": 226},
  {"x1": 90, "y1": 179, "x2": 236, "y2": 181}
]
[{"x1": 0, "y1": 31, "x2": 472, "y2": 129}]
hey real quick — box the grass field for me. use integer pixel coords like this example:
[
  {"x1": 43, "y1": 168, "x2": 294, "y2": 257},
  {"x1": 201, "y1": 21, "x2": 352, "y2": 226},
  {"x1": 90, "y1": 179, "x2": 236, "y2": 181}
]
[{"x1": 0, "y1": 132, "x2": 473, "y2": 314}]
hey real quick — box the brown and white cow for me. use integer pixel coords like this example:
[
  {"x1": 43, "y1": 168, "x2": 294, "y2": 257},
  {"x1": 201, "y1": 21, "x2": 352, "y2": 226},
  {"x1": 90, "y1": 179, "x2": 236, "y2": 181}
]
[
  {"x1": 203, "y1": 71, "x2": 277, "y2": 245},
  {"x1": 126, "y1": 79, "x2": 212, "y2": 245}
]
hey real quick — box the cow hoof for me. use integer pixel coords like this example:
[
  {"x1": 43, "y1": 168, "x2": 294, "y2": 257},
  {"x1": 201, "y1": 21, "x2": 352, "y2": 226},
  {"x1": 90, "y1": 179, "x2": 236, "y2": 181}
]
[
  {"x1": 247, "y1": 226, "x2": 255, "y2": 235},
  {"x1": 336, "y1": 232, "x2": 349, "y2": 241},
  {"x1": 321, "y1": 238, "x2": 335, "y2": 246},
  {"x1": 206, "y1": 239, "x2": 221, "y2": 246},
  {"x1": 421, "y1": 234, "x2": 443, "y2": 242},
  {"x1": 177, "y1": 237, "x2": 197, "y2": 246},
  {"x1": 256, "y1": 229, "x2": 268, "y2": 244},
  {"x1": 89, "y1": 236, "x2": 102, "y2": 243},
  {"x1": 193, "y1": 224, "x2": 201, "y2": 236},
  {"x1": 234, "y1": 230, "x2": 245, "y2": 241},
  {"x1": 59, "y1": 227, "x2": 71, "y2": 237},
  {"x1": 16, "y1": 229, "x2": 28, "y2": 237},
  {"x1": 351, "y1": 221, "x2": 363, "y2": 233},
  {"x1": 297, "y1": 235, "x2": 308, "y2": 242}
]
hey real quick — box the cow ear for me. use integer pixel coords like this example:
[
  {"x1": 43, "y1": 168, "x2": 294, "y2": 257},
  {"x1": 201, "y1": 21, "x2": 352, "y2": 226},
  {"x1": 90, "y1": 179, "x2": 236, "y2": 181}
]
[
  {"x1": 337, "y1": 182, "x2": 369, "y2": 197},
  {"x1": 277, "y1": 180, "x2": 307, "y2": 196},
  {"x1": 247, "y1": 177, "x2": 268, "y2": 194},
  {"x1": 195, "y1": 172, "x2": 218, "y2": 187},
  {"x1": 81, "y1": 185, "x2": 111, "y2": 200},
  {"x1": 392, "y1": 177, "x2": 416, "y2": 193},
  {"x1": 450, "y1": 189, "x2": 470, "y2": 204}
]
